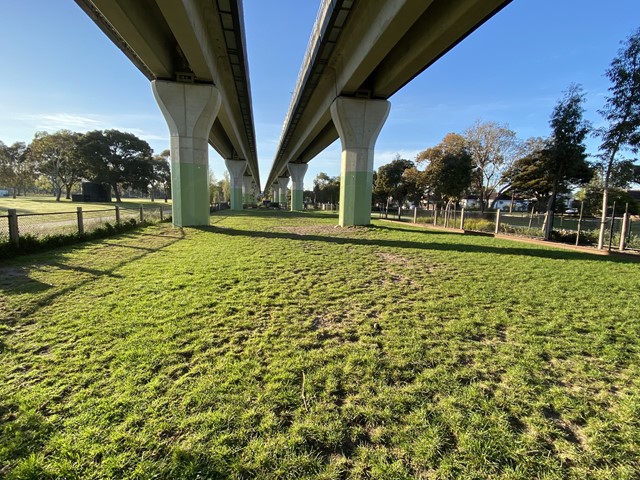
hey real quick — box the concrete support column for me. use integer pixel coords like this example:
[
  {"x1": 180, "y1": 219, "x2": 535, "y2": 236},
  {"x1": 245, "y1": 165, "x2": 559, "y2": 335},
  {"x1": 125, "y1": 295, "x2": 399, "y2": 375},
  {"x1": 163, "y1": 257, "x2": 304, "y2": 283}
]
[
  {"x1": 289, "y1": 163, "x2": 308, "y2": 211},
  {"x1": 243, "y1": 175, "x2": 255, "y2": 205},
  {"x1": 277, "y1": 176, "x2": 290, "y2": 209},
  {"x1": 152, "y1": 80, "x2": 221, "y2": 226},
  {"x1": 330, "y1": 97, "x2": 390, "y2": 226},
  {"x1": 224, "y1": 159, "x2": 246, "y2": 210},
  {"x1": 272, "y1": 185, "x2": 280, "y2": 203}
]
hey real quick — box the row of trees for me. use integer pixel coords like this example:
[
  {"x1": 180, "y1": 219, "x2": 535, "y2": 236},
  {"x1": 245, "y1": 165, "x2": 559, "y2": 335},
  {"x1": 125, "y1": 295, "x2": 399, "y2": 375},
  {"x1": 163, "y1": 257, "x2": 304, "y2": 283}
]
[
  {"x1": 0, "y1": 129, "x2": 171, "y2": 202},
  {"x1": 371, "y1": 28, "x2": 640, "y2": 244}
]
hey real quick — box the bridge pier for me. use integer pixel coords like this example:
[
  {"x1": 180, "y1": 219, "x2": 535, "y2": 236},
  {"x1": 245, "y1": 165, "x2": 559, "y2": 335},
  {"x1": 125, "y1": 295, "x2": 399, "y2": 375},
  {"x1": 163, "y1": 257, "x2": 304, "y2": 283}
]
[
  {"x1": 272, "y1": 184, "x2": 280, "y2": 203},
  {"x1": 243, "y1": 175, "x2": 255, "y2": 205},
  {"x1": 330, "y1": 97, "x2": 390, "y2": 226},
  {"x1": 277, "y1": 176, "x2": 290, "y2": 209},
  {"x1": 152, "y1": 80, "x2": 221, "y2": 227},
  {"x1": 288, "y1": 163, "x2": 308, "y2": 211},
  {"x1": 224, "y1": 159, "x2": 246, "y2": 210}
]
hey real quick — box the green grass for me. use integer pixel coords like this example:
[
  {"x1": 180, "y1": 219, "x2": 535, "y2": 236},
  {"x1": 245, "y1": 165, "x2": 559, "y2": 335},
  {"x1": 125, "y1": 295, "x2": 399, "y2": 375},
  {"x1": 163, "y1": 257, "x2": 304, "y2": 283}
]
[
  {"x1": 1, "y1": 210, "x2": 639, "y2": 479},
  {"x1": 0, "y1": 195, "x2": 170, "y2": 215}
]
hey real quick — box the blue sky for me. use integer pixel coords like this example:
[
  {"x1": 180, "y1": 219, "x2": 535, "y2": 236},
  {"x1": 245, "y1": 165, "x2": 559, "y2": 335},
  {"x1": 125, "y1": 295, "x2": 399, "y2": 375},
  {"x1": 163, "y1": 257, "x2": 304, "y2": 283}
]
[{"x1": 1, "y1": 1, "x2": 639, "y2": 191}]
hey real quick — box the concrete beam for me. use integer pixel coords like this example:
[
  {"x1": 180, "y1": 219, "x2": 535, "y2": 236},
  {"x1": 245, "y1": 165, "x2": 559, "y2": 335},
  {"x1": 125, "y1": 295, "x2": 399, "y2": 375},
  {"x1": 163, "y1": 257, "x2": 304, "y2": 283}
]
[{"x1": 152, "y1": 79, "x2": 220, "y2": 227}]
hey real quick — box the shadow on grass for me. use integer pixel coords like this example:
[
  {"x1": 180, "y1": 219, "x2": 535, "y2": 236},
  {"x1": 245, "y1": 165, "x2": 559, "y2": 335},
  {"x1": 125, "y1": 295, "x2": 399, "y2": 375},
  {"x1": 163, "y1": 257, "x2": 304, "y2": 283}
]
[
  {"x1": 211, "y1": 209, "x2": 338, "y2": 219},
  {"x1": 197, "y1": 223, "x2": 637, "y2": 264},
  {"x1": 0, "y1": 228, "x2": 185, "y2": 319}
]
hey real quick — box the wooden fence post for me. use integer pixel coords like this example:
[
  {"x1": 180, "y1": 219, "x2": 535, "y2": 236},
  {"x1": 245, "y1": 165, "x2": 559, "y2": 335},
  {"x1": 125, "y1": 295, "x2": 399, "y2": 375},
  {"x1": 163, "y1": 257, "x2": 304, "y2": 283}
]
[
  {"x1": 115, "y1": 206, "x2": 120, "y2": 225},
  {"x1": 8, "y1": 209, "x2": 19, "y2": 246},
  {"x1": 495, "y1": 209, "x2": 501, "y2": 235},
  {"x1": 77, "y1": 207, "x2": 84, "y2": 235},
  {"x1": 433, "y1": 209, "x2": 438, "y2": 226},
  {"x1": 619, "y1": 213, "x2": 630, "y2": 251},
  {"x1": 139, "y1": 205, "x2": 144, "y2": 223},
  {"x1": 460, "y1": 208, "x2": 465, "y2": 230},
  {"x1": 159, "y1": 206, "x2": 164, "y2": 222},
  {"x1": 413, "y1": 205, "x2": 417, "y2": 224},
  {"x1": 575, "y1": 201, "x2": 584, "y2": 246}
]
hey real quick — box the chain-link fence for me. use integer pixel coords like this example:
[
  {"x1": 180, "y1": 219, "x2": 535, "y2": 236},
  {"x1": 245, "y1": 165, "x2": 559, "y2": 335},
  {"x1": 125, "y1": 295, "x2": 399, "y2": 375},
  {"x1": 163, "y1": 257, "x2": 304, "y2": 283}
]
[
  {"x1": 379, "y1": 207, "x2": 639, "y2": 252},
  {"x1": 2, "y1": 204, "x2": 172, "y2": 246}
]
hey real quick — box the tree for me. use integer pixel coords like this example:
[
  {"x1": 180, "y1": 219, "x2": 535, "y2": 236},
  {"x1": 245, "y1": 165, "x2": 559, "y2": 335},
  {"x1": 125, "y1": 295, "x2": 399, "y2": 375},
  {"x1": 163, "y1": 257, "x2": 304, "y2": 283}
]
[
  {"x1": 579, "y1": 172, "x2": 639, "y2": 216},
  {"x1": 149, "y1": 150, "x2": 171, "y2": 201},
  {"x1": 503, "y1": 137, "x2": 553, "y2": 211},
  {"x1": 373, "y1": 156, "x2": 415, "y2": 218},
  {"x1": 417, "y1": 133, "x2": 473, "y2": 208},
  {"x1": 542, "y1": 85, "x2": 592, "y2": 239},
  {"x1": 464, "y1": 120, "x2": 520, "y2": 211},
  {"x1": 80, "y1": 130, "x2": 153, "y2": 202},
  {"x1": 596, "y1": 28, "x2": 640, "y2": 249},
  {"x1": 313, "y1": 172, "x2": 340, "y2": 204},
  {"x1": 218, "y1": 171, "x2": 230, "y2": 202},
  {"x1": 0, "y1": 141, "x2": 33, "y2": 198},
  {"x1": 29, "y1": 131, "x2": 85, "y2": 200}
]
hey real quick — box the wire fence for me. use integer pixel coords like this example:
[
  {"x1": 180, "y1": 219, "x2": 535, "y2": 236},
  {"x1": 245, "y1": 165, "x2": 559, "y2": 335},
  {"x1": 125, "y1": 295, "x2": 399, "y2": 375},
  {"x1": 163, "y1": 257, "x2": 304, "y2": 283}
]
[
  {"x1": 1, "y1": 204, "x2": 171, "y2": 247},
  {"x1": 374, "y1": 207, "x2": 639, "y2": 252}
]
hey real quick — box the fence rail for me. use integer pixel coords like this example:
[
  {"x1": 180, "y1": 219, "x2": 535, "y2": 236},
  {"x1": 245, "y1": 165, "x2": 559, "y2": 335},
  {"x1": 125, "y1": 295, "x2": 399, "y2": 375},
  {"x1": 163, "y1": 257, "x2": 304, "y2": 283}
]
[
  {"x1": 1, "y1": 205, "x2": 171, "y2": 247},
  {"x1": 374, "y1": 207, "x2": 639, "y2": 252}
]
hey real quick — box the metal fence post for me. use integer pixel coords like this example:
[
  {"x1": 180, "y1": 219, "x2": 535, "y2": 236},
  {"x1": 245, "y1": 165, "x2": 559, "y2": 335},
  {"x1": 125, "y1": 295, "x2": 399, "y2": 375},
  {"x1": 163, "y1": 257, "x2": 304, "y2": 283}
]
[
  {"x1": 460, "y1": 208, "x2": 465, "y2": 230},
  {"x1": 139, "y1": 205, "x2": 144, "y2": 223},
  {"x1": 115, "y1": 205, "x2": 120, "y2": 225},
  {"x1": 495, "y1": 209, "x2": 501, "y2": 234},
  {"x1": 77, "y1": 207, "x2": 84, "y2": 235},
  {"x1": 8, "y1": 209, "x2": 19, "y2": 246}
]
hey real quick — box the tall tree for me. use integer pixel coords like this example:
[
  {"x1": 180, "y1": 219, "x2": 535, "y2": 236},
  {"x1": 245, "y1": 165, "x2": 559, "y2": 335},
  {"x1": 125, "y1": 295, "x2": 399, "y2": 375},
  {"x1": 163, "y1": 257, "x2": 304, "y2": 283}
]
[
  {"x1": 542, "y1": 85, "x2": 592, "y2": 240},
  {"x1": 0, "y1": 141, "x2": 33, "y2": 198},
  {"x1": 150, "y1": 149, "x2": 171, "y2": 201},
  {"x1": 374, "y1": 156, "x2": 415, "y2": 218},
  {"x1": 464, "y1": 120, "x2": 520, "y2": 211},
  {"x1": 596, "y1": 28, "x2": 640, "y2": 249},
  {"x1": 417, "y1": 133, "x2": 473, "y2": 208},
  {"x1": 29, "y1": 130, "x2": 84, "y2": 200},
  {"x1": 504, "y1": 139, "x2": 557, "y2": 212},
  {"x1": 80, "y1": 130, "x2": 153, "y2": 202},
  {"x1": 313, "y1": 172, "x2": 340, "y2": 204}
]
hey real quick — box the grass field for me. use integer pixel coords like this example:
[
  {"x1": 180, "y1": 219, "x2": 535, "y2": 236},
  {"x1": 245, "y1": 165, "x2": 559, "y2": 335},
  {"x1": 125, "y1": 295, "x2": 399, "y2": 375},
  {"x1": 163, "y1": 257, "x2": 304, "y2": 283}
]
[
  {"x1": 1, "y1": 210, "x2": 639, "y2": 479},
  {"x1": 0, "y1": 196, "x2": 171, "y2": 215}
]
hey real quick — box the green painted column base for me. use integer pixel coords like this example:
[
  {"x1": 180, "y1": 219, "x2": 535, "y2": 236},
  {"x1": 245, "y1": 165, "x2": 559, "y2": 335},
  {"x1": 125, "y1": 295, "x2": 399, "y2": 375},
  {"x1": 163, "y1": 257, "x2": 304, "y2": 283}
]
[
  {"x1": 230, "y1": 187, "x2": 243, "y2": 211},
  {"x1": 291, "y1": 189, "x2": 304, "y2": 211},
  {"x1": 339, "y1": 171, "x2": 372, "y2": 226},
  {"x1": 171, "y1": 162, "x2": 210, "y2": 227}
]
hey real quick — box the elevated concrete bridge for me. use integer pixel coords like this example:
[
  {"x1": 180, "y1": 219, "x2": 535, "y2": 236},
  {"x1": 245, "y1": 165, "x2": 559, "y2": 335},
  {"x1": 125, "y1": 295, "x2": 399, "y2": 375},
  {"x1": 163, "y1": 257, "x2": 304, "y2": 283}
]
[
  {"x1": 76, "y1": 0, "x2": 259, "y2": 225},
  {"x1": 266, "y1": 0, "x2": 512, "y2": 225}
]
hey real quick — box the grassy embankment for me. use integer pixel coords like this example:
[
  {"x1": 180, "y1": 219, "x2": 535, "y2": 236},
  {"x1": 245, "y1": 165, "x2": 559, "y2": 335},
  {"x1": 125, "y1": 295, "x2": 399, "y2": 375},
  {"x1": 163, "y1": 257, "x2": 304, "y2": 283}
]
[{"x1": 1, "y1": 210, "x2": 639, "y2": 479}]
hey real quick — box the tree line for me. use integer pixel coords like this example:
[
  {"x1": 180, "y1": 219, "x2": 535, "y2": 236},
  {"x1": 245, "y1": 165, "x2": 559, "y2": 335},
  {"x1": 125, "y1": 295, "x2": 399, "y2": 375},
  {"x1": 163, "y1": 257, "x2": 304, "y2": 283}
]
[
  {"x1": 313, "y1": 28, "x2": 640, "y2": 243},
  {"x1": 0, "y1": 129, "x2": 171, "y2": 202}
]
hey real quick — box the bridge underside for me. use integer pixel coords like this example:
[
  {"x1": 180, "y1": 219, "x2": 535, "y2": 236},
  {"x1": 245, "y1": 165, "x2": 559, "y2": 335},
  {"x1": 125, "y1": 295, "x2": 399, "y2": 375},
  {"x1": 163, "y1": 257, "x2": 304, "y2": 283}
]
[
  {"x1": 76, "y1": 0, "x2": 259, "y2": 226},
  {"x1": 268, "y1": 0, "x2": 511, "y2": 225}
]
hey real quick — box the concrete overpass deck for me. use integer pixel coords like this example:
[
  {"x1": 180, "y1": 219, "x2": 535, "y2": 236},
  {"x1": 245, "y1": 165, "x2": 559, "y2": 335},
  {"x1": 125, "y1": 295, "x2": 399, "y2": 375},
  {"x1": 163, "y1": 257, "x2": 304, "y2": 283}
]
[
  {"x1": 76, "y1": 0, "x2": 259, "y2": 224},
  {"x1": 266, "y1": 0, "x2": 512, "y2": 224}
]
